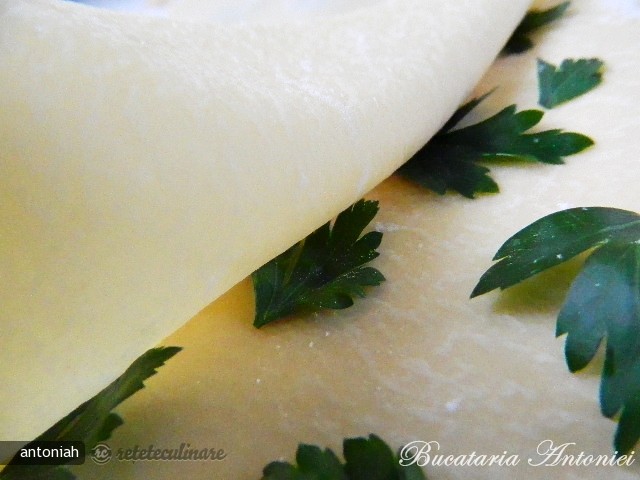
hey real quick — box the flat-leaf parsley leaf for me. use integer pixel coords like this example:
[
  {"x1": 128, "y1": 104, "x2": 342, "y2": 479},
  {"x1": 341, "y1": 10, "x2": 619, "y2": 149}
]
[
  {"x1": 396, "y1": 93, "x2": 593, "y2": 198},
  {"x1": 538, "y1": 58, "x2": 604, "y2": 109},
  {"x1": 252, "y1": 199, "x2": 385, "y2": 328},
  {"x1": 472, "y1": 207, "x2": 640, "y2": 454},
  {"x1": 261, "y1": 434, "x2": 426, "y2": 480},
  {"x1": 503, "y1": 2, "x2": 571, "y2": 55}
]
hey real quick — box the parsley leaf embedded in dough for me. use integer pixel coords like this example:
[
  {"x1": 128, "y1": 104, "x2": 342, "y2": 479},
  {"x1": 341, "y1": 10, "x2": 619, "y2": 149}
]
[
  {"x1": 251, "y1": 200, "x2": 384, "y2": 328},
  {"x1": 261, "y1": 434, "x2": 426, "y2": 480},
  {"x1": 0, "y1": 347, "x2": 181, "y2": 480},
  {"x1": 503, "y1": 2, "x2": 571, "y2": 55},
  {"x1": 252, "y1": 199, "x2": 385, "y2": 328},
  {"x1": 472, "y1": 207, "x2": 640, "y2": 454},
  {"x1": 396, "y1": 93, "x2": 593, "y2": 198},
  {"x1": 537, "y1": 58, "x2": 604, "y2": 109}
]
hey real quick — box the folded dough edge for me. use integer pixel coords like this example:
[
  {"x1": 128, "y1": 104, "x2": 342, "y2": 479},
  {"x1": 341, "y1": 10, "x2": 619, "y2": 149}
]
[{"x1": 0, "y1": 0, "x2": 530, "y2": 441}]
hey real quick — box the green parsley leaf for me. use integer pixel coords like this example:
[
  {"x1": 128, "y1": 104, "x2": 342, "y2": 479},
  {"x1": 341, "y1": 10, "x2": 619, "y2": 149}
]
[
  {"x1": 262, "y1": 444, "x2": 346, "y2": 480},
  {"x1": 538, "y1": 58, "x2": 604, "y2": 109},
  {"x1": 251, "y1": 199, "x2": 385, "y2": 328},
  {"x1": 471, "y1": 208, "x2": 640, "y2": 296},
  {"x1": 502, "y1": 2, "x2": 571, "y2": 55},
  {"x1": 396, "y1": 93, "x2": 593, "y2": 198},
  {"x1": 472, "y1": 207, "x2": 640, "y2": 453},
  {"x1": 0, "y1": 346, "x2": 181, "y2": 480},
  {"x1": 559, "y1": 241, "x2": 640, "y2": 455},
  {"x1": 261, "y1": 434, "x2": 427, "y2": 480},
  {"x1": 343, "y1": 435, "x2": 403, "y2": 480}
]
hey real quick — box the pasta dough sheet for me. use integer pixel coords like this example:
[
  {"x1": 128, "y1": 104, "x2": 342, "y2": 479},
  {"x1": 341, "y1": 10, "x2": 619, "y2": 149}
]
[
  {"x1": 0, "y1": 0, "x2": 530, "y2": 444},
  {"x1": 70, "y1": 0, "x2": 640, "y2": 479}
]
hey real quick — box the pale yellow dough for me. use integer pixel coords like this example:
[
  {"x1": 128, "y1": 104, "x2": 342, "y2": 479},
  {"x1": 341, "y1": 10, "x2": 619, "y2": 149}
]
[
  {"x1": 67, "y1": 0, "x2": 640, "y2": 479},
  {"x1": 0, "y1": 0, "x2": 531, "y2": 448}
]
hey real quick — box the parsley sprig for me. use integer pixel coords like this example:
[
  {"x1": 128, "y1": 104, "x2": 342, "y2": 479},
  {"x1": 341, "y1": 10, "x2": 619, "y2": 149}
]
[
  {"x1": 252, "y1": 199, "x2": 385, "y2": 327},
  {"x1": 396, "y1": 92, "x2": 593, "y2": 198},
  {"x1": 0, "y1": 347, "x2": 181, "y2": 480},
  {"x1": 261, "y1": 434, "x2": 426, "y2": 480},
  {"x1": 472, "y1": 207, "x2": 640, "y2": 454}
]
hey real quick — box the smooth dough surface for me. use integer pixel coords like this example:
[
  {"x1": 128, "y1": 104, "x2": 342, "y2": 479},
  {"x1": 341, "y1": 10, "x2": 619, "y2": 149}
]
[
  {"x1": 0, "y1": 0, "x2": 530, "y2": 444},
  {"x1": 65, "y1": 0, "x2": 640, "y2": 479}
]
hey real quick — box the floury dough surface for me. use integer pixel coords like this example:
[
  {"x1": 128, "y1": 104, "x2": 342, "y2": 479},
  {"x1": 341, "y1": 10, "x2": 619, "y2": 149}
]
[
  {"x1": 0, "y1": 0, "x2": 531, "y2": 444},
  {"x1": 69, "y1": 0, "x2": 640, "y2": 479}
]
